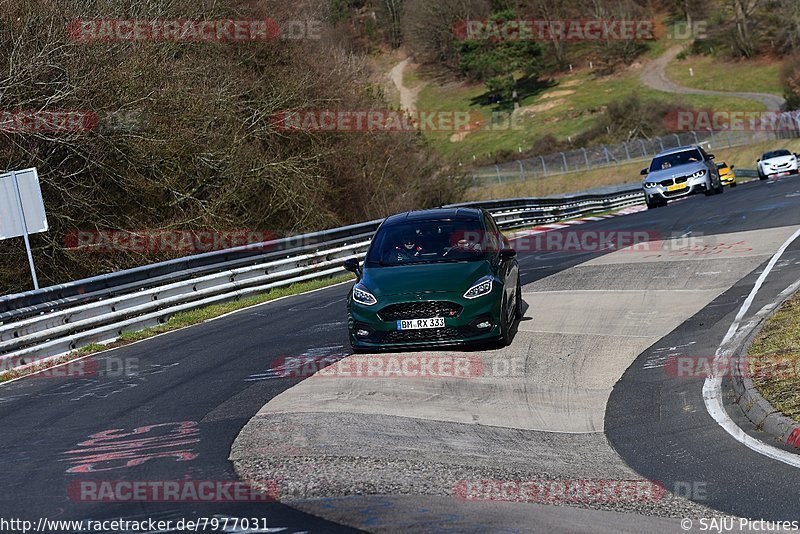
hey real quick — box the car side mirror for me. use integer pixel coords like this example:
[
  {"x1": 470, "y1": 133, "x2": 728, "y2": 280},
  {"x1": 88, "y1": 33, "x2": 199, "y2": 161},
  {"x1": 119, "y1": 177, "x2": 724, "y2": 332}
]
[
  {"x1": 640, "y1": 168, "x2": 648, "y2": 176},
  {"x1": 730, "y1": 164, "x2": 735, "y2": 169},
  {"x1": 343, "y1": 258, "x2": 361, "y2": 279},
  {"x1": 757, "y1": 158, "x2": 761, "y2": 162},
  {"x1": 707, "y1": 153, "x2": 715, "y2": 160},
  {"x1": 500, "y1": 248, "x2": 517, "y2": 260}
]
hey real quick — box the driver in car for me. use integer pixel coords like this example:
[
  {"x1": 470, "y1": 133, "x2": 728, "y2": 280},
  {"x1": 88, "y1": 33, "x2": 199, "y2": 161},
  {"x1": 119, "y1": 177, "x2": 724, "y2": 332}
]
[{"x1": 394, "y1": 231, "x2": 423, "y2": 261}]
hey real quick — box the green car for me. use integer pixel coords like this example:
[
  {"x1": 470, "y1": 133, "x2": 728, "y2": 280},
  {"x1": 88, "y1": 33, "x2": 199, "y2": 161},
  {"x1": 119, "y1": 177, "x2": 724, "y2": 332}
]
[{"x1": 344, "y1": 208, "x2": 522, "y2": 351}]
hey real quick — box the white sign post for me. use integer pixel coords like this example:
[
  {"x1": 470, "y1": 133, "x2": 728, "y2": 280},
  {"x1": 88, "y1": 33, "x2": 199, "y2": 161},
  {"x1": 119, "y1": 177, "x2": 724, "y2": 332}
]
[{"x1": 0, "y1": 168, "x2": 48, "y2": 290}]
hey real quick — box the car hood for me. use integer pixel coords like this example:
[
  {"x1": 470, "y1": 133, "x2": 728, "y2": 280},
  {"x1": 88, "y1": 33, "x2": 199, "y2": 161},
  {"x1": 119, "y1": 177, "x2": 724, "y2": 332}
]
[
  {"x1": 761, "y1": 155, "x2": 796, "y2": 167},
  {"x1": 643, "y1": 161, "x2": 707, "y2": 183},
  {"x1": 361, "y1": 260, "x2": 493, "y2": 296}
]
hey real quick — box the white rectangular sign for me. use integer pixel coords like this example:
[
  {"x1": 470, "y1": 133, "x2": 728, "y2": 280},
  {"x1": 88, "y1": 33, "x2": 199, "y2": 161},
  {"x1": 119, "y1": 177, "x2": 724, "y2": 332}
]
[{"x1": 0, "y1": 168, "x2": 48, "y2": 239}]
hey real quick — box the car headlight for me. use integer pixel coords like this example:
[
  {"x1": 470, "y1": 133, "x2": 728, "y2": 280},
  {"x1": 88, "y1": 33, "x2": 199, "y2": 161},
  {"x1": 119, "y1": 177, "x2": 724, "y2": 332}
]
[
  {"x1": 644, "y1": 182, "x2": 658, "y2": 188},
  {"x1": 690, "y1": 170, "x2": 706, "y2": 178},
  {"x1": 352, "y1": 284, "x2": 377, "y2": 306},
  {"x1": 464, "y1": 276, "x2": 493, "y2": 299}
]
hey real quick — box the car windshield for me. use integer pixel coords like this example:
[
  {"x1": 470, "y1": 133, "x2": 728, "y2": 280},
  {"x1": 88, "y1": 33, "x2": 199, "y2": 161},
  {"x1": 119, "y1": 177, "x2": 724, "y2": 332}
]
[
  {"x1": 649, "y1": 149, "x2": 703, "y2": 171},
  {"x1": 716, "y1": 162, "x2": 727, "y2": 169},
  {"x1": 763, "y1": 149, "x2": 791, "y2": 159},
  {"x1": 365, "y1": 219, "x2": 492, "y2": 266}
]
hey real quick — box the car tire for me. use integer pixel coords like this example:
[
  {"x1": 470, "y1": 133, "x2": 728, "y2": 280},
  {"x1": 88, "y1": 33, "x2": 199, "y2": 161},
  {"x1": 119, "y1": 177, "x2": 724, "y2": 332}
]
[
  {"x1": 646, "y1": 196, "x2": 660, "y2": 209},
  {"x1": 759, "y1": 169, "x2": 767, "y2": 180},
  {"x1": 730, "y1": 181, "x2": 737, "y2": 188},
  {"x1": 498, "y1": 295, "x2": 512, "y2": 347},
  {"x1": 715, "y1": 178, "x2": 724, "y2": 194},
  {"x1": 515, "y1": 278, "x2": 523, "y2": 320}
]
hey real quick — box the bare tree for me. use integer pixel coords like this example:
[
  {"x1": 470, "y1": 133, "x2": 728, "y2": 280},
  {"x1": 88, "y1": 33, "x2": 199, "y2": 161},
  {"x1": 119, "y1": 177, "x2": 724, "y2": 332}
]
[{"x1": 402, "y1": 0, "x2": 491, "y2": 70}]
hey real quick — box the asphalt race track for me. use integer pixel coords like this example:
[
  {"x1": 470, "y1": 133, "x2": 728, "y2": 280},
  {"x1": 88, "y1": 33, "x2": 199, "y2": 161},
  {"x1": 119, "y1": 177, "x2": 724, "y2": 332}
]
[{"x1": 1, "y1": 175, "x2": 800, "y2": 533}]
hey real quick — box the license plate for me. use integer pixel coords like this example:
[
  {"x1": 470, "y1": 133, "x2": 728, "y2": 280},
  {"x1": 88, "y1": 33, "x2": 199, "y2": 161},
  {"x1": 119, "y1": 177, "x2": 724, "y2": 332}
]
[
  {"x1": 667, "y1": 183, "x2": 687, "y2": 192},
  {"x1": 397, "y1": 317, "x2": 445, "y2": 330}
]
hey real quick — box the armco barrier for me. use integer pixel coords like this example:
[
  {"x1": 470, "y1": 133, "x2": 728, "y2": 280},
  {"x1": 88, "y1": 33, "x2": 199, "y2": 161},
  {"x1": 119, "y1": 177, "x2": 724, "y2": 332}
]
[{"x1": 0, "y1": 189, "x2": 643, "y2": 371}]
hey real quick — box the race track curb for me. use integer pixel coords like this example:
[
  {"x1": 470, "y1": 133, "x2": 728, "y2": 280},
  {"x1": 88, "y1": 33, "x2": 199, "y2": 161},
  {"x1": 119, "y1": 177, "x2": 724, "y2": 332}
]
[{"x1": 730, "y1": 291, "x2": 800, "y2": 451}]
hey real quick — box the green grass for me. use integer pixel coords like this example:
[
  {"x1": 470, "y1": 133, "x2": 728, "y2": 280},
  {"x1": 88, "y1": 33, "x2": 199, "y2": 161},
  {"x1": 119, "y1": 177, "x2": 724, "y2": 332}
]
[
  {"x1": 466, "y1": 139, "x2": 800, "y2": 200},
  {"x1": 416, "y1": 68, "x2": 764, "y2": 164},
  {"x1": 748, "y1": 293, "x2": 800, "y2": 423},
  {"x1": 666, "y1": 55, "x2": 784, "y2": 97},
  {"x1": 0, "y1": 274, "x2": 354, "y2": 383}
]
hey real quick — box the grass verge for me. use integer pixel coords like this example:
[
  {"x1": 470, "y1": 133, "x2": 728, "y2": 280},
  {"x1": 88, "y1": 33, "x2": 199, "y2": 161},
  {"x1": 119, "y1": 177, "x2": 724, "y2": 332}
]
[
  {"x1": 0, "y1": 274, "x2": 354, "y2": 384},
  {"x1": 416, "y1": 67, "x2": 763, "y2": 163},
  {"x1": 748, "y1": 292, "x2": 800, "y2": 423},
  {"x1": 666, "y1": 55, "x2": 783, "y2": 97}
]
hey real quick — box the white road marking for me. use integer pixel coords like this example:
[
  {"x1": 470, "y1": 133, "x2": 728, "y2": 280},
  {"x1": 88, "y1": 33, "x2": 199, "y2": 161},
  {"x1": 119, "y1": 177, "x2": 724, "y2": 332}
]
[{"x1": 703, "y1": 226, "x2": 800, "y2": 468}]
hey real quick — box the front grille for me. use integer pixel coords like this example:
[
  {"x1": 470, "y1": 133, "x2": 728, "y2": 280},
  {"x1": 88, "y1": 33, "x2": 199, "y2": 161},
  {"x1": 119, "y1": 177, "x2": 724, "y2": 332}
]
[
  {"x1": 382, "y1": 327, "x2": 464, "y2": 343},
  {"x1": 659, "y1": 176, "x2": 688, "y2": 187},
  {"x1": 378, "y1": 301, "x2": 462, "y2": 321}
]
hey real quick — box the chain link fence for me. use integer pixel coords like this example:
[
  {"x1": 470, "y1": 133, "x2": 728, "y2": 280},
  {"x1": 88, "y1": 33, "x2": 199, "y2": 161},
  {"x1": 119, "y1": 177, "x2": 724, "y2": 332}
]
[{"x1": 472, "y1": 128, "x2": 800, "y2": 186}]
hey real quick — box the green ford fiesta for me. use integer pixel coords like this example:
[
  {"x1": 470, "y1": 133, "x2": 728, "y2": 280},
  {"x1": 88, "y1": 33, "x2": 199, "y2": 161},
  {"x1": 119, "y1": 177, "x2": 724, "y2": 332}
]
[{"x1": 344, "y1": 208, "x2": 522, "y2": 351}]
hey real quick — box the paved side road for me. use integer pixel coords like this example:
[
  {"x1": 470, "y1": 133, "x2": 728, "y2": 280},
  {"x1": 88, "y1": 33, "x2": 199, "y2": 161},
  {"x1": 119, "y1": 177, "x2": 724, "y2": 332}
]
[{"x1": 640, "y1": 45, "x2": 786, "y2": 110}]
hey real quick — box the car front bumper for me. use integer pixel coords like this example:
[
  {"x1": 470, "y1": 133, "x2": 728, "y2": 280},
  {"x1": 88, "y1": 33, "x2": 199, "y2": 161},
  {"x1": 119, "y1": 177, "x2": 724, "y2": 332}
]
[
  {"x1": 720, "y1": 173, "x2": 735, "y2": 185},
  {"x1": 348, "y1": 289, "x2": 504, "y2": 349},
  {"x1": 644, "y1": 174, "x2": 710, "y2": 201},
  {"x1": 762, "y1": 164, "x2": 799, "y2": 177}
]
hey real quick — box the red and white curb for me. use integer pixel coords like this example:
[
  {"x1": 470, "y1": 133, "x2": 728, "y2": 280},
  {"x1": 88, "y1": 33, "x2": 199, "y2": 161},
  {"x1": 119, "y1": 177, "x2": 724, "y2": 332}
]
[{"x1": 507, "y1": 204, "x2": 648, "y2": 239}]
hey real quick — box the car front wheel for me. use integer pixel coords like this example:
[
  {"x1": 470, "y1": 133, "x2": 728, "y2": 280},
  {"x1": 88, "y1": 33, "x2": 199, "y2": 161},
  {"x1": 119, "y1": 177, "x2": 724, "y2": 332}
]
[
  {"x1": 646, "y1": 196, "x2": 663, "y2": 209},
  {"x1": 498, "y1": 295, "x2": 512, "y2": 347}
]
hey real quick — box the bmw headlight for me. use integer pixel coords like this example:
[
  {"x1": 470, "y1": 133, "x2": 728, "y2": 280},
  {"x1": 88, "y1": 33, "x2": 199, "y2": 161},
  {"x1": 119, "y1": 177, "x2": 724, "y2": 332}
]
[
  {"x1": 352, "y1": 284, "x2": 377, "y2": 306},
  {"x1": 644, "y1": 182, "x2": 658, "y2": 188},
  {"x1": 464, "y1": 276, "x2": 493, "y2": 299},
  {"x1": 690, "y1": 170, "x2": 706, "y2": 178}
]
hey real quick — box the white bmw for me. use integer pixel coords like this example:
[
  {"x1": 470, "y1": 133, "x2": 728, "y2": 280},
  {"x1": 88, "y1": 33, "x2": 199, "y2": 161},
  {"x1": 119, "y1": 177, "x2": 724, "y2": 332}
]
[{"x1": 757, "y1": 149, "x2": 799, "y2": 180}]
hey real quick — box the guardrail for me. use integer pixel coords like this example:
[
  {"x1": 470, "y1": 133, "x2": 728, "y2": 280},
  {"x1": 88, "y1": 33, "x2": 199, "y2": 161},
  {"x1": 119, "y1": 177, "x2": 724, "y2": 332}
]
[{"x1": 0, "y1": 187, "x2": 644, "y2": 372}]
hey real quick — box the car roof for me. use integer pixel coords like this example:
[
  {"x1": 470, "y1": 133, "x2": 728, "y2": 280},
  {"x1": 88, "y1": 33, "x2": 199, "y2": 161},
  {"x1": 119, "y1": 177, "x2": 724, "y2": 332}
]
[
  {"x1": 654, "y1": 145, "x2": 702, "y2": 157},
  {"x1": 383, "y1": 208, "x2": 483, "y2": 225}
]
